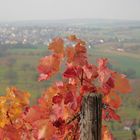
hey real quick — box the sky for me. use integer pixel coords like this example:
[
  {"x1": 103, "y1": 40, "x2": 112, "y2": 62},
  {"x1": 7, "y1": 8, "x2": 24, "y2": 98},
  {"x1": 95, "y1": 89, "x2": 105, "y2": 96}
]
[{"x1": 0, "y1": 0, "x2": 140, "y2": 21}]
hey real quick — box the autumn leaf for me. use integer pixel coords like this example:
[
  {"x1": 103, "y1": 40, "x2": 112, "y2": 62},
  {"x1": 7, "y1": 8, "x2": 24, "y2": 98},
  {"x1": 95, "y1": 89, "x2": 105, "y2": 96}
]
[
  {"x1": 65, "y1": 47, "x2": 75, "y2": 63},
  {"x1": 39, "y1": 86, "x2": 59, "y2": 108},
  {"x1": 64, "y1": 91, "x2": 74, "y2": 105},
  {"x1": 52, "y1": 94, "x2": 63, "y2": 104},
  {"x1": 80, "y1": 85, "x2": 96, "y2": 95},
  {"x1": 67, "y1": 35, "x2": 77, "y2": 41},
  {"x1": 97, "y1": 58, "x2": 112, "y2": 84},
  {"x1": 6, "y1": 87, "x2": 30, "y2": 106},
  {"x1": 38, "y1": 54, "x2": 61, "y2": 81},
  {"x1": 48, "y1": 37, "x2": 64, "y2": 56},
  {"x1": 53, "y1": 117, "x2": 65, "y2": 128},
  {"x1": 63, "y1": 66, "x2": 78, "y2": 78},
  {"x1": 65, "y1": 43, "x2": 87, "y2": 66},
  {"x1": 75, "y1": 42, "x2": 86, "y2": 54},
  {"x1": 63, "y1": 66, "x2": 82, "y2": 79},
  {"x1": 23, "y1": 106, "x2": 48, "y2": 123},
  {"x1": 106, "y1": 77, "x2": 115, "y2": 89},
  {"x1": 103, "y1": 91, "x2": 122, "y2": 109},
  {"x1": 0, "y1": 125, "x2": 21, "y2": 140},
  {"x1": 67, "y1": 35, "x2": 86, "y2": 45},
  {"x1": 113, "y1": 72, "x2": 132, "y2": 94},
  {"x1": 37, "y1": 120, "x2": 57, "y2": 140},
  {"x1": 0, "y1": 87, "x2": 30, "y2": 128},
  {"x1": 102, "y1": 107, "x2": 121, "y2": 122},
  {"x1": 102, "y1": 125, "x2": 114, "y2": 140},
  {"x1": 83, "y1": 64, "x2": 98, "y2": 79}
]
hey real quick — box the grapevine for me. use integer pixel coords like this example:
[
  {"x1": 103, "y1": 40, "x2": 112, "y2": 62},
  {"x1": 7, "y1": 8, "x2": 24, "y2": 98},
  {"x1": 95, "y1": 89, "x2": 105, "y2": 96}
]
[{"x1": 0, "y1": 35, "x2": 131, "y2": 140}]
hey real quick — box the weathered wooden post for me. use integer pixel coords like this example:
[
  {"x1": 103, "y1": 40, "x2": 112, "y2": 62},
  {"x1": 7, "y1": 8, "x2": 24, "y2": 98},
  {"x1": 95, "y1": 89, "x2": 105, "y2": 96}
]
[{"x1": 80, "y1": 94, "x2": 102, "y2": 140}]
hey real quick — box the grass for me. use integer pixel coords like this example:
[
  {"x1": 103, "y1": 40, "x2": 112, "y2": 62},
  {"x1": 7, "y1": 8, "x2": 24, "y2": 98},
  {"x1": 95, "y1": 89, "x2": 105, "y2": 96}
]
[{"x1": 112, "y1": 129, "x2": 140, "y2": 140}]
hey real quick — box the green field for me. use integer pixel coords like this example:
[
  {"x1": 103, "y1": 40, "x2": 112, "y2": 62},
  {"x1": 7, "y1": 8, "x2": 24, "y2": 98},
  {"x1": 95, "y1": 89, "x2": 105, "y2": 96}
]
[{"x1": 0, "y1": 47, "x2": 51, "y2": 104}]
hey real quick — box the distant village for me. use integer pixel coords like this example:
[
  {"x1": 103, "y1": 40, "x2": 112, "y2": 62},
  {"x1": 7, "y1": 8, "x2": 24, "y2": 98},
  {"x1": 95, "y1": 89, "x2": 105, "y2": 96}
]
[{"x1": 0, "y1": 24, "x2": 133, "y2": 53}]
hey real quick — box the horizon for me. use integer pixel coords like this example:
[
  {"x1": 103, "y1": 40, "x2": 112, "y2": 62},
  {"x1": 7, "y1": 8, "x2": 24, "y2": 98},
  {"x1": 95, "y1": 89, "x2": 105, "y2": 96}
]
[
  {"x1": 0, "y1": 0, "x2": 140, "y2": 21},
  {"x1": 1, "y1": 17, "x2": 140, "y2": 23}
]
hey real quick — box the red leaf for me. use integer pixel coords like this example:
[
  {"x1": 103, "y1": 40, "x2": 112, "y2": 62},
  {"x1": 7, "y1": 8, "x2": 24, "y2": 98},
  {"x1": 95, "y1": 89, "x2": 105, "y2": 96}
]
[
  {"x1": 64, "y1": 92, "x2": 74, "y2": 105},
  {"x1": 103, "y1": 107, "x2": 121, "y2": 122},
  {"x1": 83, "y1": 64, "x2": 98, "y2": 79},
  {"x1": 75, "y1": 42, "x2": 86, "y2": 54},
  {"x1": 97, "y1": 58, "x2": 109, "y2": 73},
  {"x1": 109, "y1": 108, "x2": 121, "y2": 121},
  {"x1": 63, "y1": 67, "x2": 77, "y2": 78},
  {"x1": 106, "y1": 77, "x2": 114, "y2": 88},
  {"x1": 80, "y1": 85, "x2": 96, "y2": 95},
  {"x1": 0, "y1": 126, "x2": 21, "y2": 140},
  {"x1": 100, "y1": 77, "x2": 114, "y2": 95},
  {"x1": 65, "y1": 43, "x2": 87, "y2": 66},
  {"x1": 38, "y1": 54, "x2": 61, "y2": 81},
  {"x1": 53, "y1": 117, "x2": 65, "y2": 128},
  {"x1": 52, "y1": 95, "x2": 63, "y2": 104},
  {"x1": 101, "y1": 83, "x2": 111, "y2": 95},
  {"x1": 74, "y1": 43, "x2": 87, "y2": 66},
  {"x1": 51, "y1": 104, "x2": 63, "y2": 121},
  {"x1": 97, "y1": 58, "x2": 111, "y2": 83},
  {"x1": 63, "y1": 66, "x2": 82, "y2": 79}
]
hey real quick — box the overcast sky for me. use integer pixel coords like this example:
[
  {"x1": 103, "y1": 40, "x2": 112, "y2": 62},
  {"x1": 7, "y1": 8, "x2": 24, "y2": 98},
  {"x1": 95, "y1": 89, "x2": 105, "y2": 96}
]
[{"x1": 0, "y1": 0, "x2": 139, "y2": 21}]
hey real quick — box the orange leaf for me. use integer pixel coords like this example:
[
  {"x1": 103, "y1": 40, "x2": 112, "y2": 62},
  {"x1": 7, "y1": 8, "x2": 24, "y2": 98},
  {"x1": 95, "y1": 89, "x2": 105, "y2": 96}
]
[
  {"x1": 113, "y1": 73, "x2": 132, "y2": 94},
  {"x1": 102, "y1": 125, "x2": 114, "y2": 140},
  {"x1": 65, "y1": 47, "x2": 75, "y2": 63},
  {"x1": 48, "y1": 37, "x2": 64, "y2": 56},
  {"x1": 37, "y1": 120, "x2": 56, "y2": 140},
  {"x1": 103, "y1": 91, "x2": 122, "y2": 109},
  {"x1": 40, "y1": 86, "x2": 58, "y2": 108},
  {"x1": 67, "y1": 35, "x2": 77, "y2": 41},
  {"x1": 67, "y1": 35, "x2": 86, "y2": 45}
]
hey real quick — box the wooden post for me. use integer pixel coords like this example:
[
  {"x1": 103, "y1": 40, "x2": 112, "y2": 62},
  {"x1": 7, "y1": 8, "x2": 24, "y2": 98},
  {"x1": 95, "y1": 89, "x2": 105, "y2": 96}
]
[{"x1": 80, "y1": 94, "x2": 102, "y2": 140}]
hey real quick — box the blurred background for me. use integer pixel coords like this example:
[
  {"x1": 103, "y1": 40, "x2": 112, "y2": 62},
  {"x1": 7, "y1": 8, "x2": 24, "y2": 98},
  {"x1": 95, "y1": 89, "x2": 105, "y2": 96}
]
[{"x1": 0, "y1": 0, "x2": 140, "y2": 139}]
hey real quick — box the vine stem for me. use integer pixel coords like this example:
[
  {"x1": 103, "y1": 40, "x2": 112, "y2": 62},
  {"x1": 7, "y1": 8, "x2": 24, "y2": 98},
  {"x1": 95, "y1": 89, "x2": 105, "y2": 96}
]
[
  {"x1": 81, "y1": 69, "x2": 84, "y2": 86},
  {"x1": 66, "y1": 112, "x2": 81, "y2": 125},
  {"x1": 6, "y1": 111, "x2": 13, "y2": 125}
]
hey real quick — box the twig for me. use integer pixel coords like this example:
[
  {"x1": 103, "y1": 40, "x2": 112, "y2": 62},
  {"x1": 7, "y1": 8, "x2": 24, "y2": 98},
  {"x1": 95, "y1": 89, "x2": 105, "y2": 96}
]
[{"x1": 66, "y1": 112, "x2": 81, "y2": 124}]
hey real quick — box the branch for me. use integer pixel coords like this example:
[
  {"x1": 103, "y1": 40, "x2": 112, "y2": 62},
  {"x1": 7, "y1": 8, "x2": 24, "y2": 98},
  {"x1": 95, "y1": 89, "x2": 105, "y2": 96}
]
[
  {"x1": 66, "y1": 112, "x2": 81, "y2": 125},
  {"x1": 81, "y1": 69, "x2": 84, "y2": 86}
]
